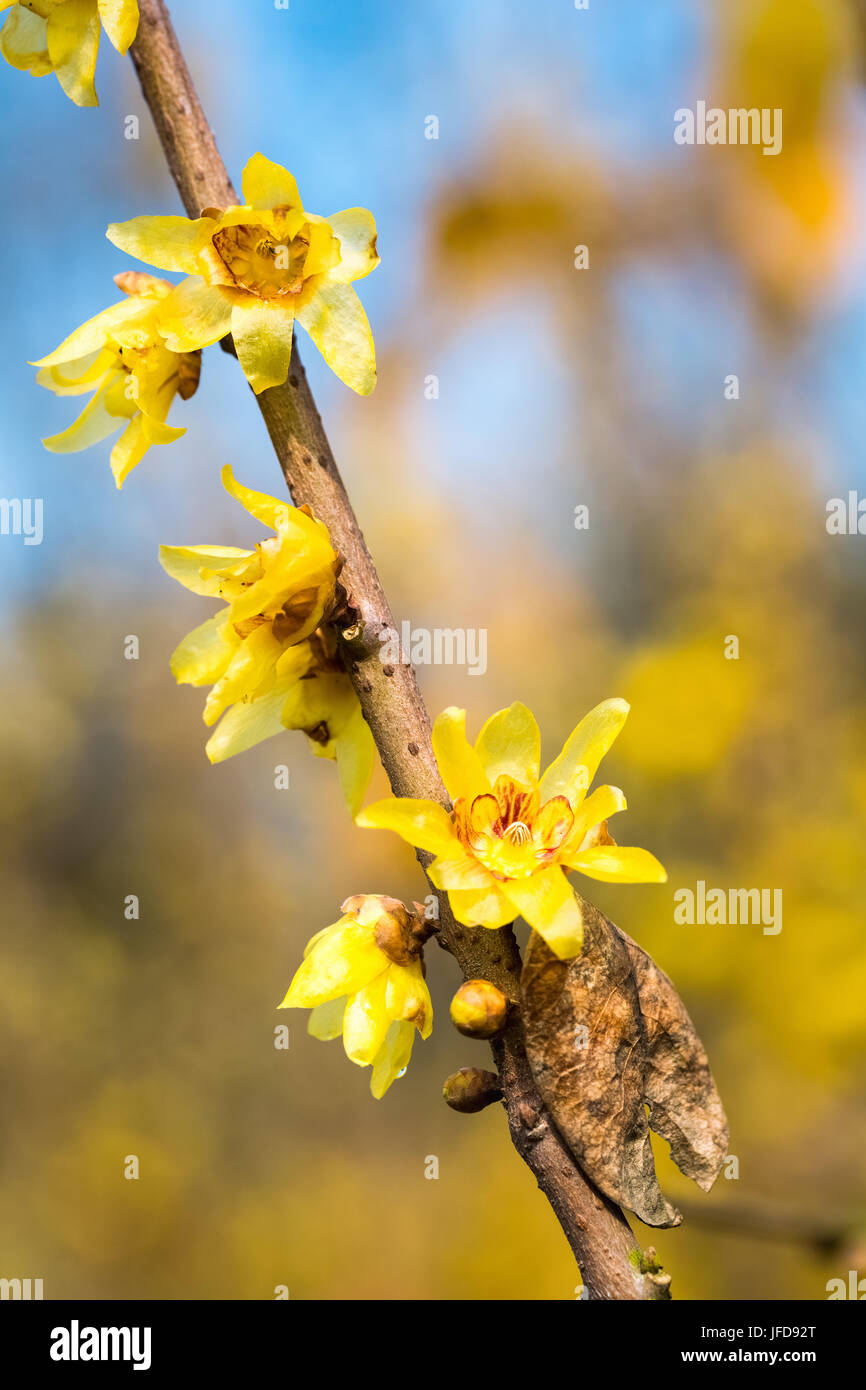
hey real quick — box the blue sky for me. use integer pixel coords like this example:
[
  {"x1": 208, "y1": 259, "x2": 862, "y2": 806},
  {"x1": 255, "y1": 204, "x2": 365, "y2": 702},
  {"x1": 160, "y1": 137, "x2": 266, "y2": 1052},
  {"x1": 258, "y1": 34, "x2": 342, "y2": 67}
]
[{"x1": 1, "y1": 0, "x2": 864, "y2": 611}]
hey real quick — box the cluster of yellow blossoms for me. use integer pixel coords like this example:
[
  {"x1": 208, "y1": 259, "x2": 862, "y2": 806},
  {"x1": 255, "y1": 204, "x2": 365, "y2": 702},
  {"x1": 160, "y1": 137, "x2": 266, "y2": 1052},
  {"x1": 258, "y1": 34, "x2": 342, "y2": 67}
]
[
  {"x1": 13, "y1": 15, "x2": 669, "y2": 1098},
  {"x1": 160, "y1": 465, "x2": 375, "y2": 815},
  {"x1": 34, "y1": 154, "x2": 379, "y2": 486}
]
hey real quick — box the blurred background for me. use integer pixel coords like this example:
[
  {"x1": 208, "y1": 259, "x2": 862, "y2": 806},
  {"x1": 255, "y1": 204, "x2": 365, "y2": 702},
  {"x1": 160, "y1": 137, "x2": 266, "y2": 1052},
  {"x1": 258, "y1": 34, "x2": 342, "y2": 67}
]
[{"x1": 1, "y1": 0, "x2": 866, "y2": 1299}]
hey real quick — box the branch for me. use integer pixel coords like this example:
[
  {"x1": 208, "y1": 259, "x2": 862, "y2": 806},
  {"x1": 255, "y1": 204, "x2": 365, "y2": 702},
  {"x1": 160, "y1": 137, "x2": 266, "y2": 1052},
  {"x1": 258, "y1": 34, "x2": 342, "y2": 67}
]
[{"x1": 129, "y1": 0, "x2": 667, "y2": 1300}]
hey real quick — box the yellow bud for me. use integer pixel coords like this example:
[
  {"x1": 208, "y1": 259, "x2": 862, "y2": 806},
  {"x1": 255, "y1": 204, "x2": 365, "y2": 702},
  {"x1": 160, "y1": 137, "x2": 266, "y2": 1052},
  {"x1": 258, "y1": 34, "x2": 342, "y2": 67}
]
[
  {"x1": 442, "y1": 1068, "x2": 503, "y2": 1113},
  {"x1": 449, "y1": 979, "x2": 508, "y2": 1039}
]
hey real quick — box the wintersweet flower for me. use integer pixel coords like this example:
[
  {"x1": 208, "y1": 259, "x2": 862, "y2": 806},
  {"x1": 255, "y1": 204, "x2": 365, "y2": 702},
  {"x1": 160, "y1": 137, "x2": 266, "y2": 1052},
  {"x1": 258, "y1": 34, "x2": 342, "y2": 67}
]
[
  {"x1": 160, "y1": 467, "x2": 374, "y2": 812},
  {"x1": 106, "y1": 153, "x2": 378, "y2": 396},
  {"x1": 33, "y1": 272, "x2": 200, "y2": 488},
  {"x1": 205, "y1": 628, "x2": 375, "y2": 816},
  {"x1": 0, "y1": 0, "x2": 139, "y2": 107},
  {"x1": 357, "y1": 699, "x2": 667, "y2": 960},
  {"x1": 280, "y1": 895, "x2": 433, "y2": 1098}
]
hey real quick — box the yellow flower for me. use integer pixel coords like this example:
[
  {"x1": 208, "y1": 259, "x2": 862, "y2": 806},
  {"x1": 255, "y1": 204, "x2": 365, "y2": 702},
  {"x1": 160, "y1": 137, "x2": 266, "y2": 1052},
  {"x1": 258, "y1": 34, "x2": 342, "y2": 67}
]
[
  {"x1": 106, "y1": 152, "x2": 378, "y2": 396},
  {"x1": 357, "y1": 699, "x2": 667, "y2": 960},
  {"x1": 206, "y1": 628, "x2": 375, "y2": 816},
  {"x1": 33, "y1": 272, "x2": 200, "y2": 488},
  {"x1": 280, "y1": 895, "x2": 433, "y2": 1098},
  {"x1": 0, "y1": 0, "x2": 138, "y2": 107},
  {"x1": 160, "y1": 467, "x2": 374, "y2": 813}
]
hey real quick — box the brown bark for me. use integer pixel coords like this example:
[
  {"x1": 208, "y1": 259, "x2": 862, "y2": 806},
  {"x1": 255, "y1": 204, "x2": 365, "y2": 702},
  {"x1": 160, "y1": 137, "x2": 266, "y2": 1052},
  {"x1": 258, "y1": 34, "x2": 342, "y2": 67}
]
[{"x1": 129, "y1": 0, "x2": 668, "y2": 1299}]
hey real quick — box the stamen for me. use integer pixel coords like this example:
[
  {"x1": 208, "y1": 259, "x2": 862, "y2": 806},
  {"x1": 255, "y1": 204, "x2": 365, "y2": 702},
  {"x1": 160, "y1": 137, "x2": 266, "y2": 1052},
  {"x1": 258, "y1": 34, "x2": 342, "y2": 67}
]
[{"x1": 504, "y1": 821, "x2": 531, "y2": 846}]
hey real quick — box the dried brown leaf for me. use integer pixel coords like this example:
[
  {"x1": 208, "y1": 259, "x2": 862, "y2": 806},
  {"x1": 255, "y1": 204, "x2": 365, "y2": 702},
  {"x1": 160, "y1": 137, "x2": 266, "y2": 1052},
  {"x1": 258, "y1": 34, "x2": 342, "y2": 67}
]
[{"x1": 521, "y1": 897, "x2": 727, "y2": 1227}]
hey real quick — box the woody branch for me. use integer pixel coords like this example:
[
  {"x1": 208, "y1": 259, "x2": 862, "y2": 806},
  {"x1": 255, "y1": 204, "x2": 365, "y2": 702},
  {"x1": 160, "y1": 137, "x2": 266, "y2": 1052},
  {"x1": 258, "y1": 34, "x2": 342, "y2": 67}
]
[{"x1": 129, "y1": 0, "x2": 667, "y2": 1300}]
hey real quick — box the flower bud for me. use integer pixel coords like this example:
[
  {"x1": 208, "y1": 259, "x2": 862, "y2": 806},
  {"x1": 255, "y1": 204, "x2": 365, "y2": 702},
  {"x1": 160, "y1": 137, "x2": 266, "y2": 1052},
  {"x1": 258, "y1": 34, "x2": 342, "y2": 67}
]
[
  {"x1": 449, "y1": 979, "x2": 509, "y2": 1039},
  {"x1": 442, "y1": 1067, "x2": 503, "y2": 1113}
]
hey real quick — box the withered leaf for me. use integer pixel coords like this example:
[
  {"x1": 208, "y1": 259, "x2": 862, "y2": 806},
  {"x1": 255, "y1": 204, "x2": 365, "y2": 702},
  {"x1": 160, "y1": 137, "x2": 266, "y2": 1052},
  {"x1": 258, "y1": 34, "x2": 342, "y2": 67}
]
[
  {"x1": 521, "y1": 896, "x2": 728, "y2": 1228},
  {"x1": 617, "y1": 925, "x2": 729, "y2": 1193}
]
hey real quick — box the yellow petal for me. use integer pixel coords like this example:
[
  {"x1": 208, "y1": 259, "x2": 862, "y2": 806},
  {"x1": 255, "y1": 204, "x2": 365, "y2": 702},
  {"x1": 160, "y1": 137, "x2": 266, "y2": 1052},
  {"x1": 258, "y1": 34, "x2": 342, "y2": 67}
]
[
  {"x1": 1, "y1": 6, "x2": 50, "y2": 75},
  {"x1": 501, "y1": 869, "x2": 584, "y2": 959},
  {"x1": 296, "y1": 281, "x2": 375, "y2": 395},
  {"x1": 307, "y1": 997, "x2": 346, "y2": 1041},
  {"x1": 33, "y1": 300, "x2": 143, "y2": 368},
  {"x1": 36, "y1": 348, "x2": 115, "y2": 395},
  {"x1": 431, "y1": 706, "x2": 489, "y2": 801},
  {"x1": 241, "y1": 152, "x2": 302, "y2": 211},
  {"x1": 355, "y1": 797, "x2": 455, "y2": 856},
  {"x1": 279, "y1": 920, "x2": 385, "y2": 1008},
  {"x1": 342, "y1": 973, "x2": 391, "y2": 1066},
  {"x1": 328, "y1": 207, "x2": 379, "y2": 283},
  {"x1": 220, "y1": 462, "x2": 292, "y2": 531},
  {"x1": 475, "y1": 701, "x2": 540, "y2": 788},
  {"x1": 561, "y1": 784, "x2": 627, "y2": 859},
  {"x1": 448, "y1": 884, "x2": 514, "y2": 929},
  {"x1": 567, "y1": 846, "x2": 668, "y2": 884},
  {"x1": 159, "y1": 543, "x2": 255, "y2": 596},
  {"x1": 370, "y1": 1021, "x2": 415, "y2": 1099},
  {"x1": 539, "y1": 697, "x2": 630, "y2": 806},
  {"x1": 106, "y1": 215, "x2": 212, "y2": 275},
  {"x1": 41, "y1": 380, "x2": 122, "y2": 453},
  {"x1": 109, "y1": 416, "x2": 148, "y2": 486},
  {"x1": 46, "y1": 0, "x2": 100, "y2": 107},
  {"x1": 334, "y1": 704, "x2": 376, "y2": 817},
  {"x1": 204, "y1": 621, "x2": 283, "y2": 725},
  {"x1": 428, "y1": 849, "x2": 493, "y2": 892},
  {"x1": 206, "y1": 686, "x2": 288, "y2": 764},
  {"x1": 157, "y1": 276, "x2": 233, "y2": 352},
  {"x1": 169, "y1": 610, "x2": 234, "y2": 688},
  {"x1": 97, "y1": 0, "x2": 138, "y2": 53},
  {"x1": 385, "y1": 960, "x2": 433, "y2": 1040},
  {"x1": 231, "y1": 297, "x2": 295, "y2": 394}
]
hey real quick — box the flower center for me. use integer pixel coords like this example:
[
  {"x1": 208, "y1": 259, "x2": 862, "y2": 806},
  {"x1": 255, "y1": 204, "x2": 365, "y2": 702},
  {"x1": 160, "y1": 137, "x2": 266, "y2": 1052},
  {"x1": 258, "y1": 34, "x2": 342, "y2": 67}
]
[
  {"x1": 212, "y1": 222, "x2": 311, "y2": 299},
  {"x1": 455, "y1": 776, "x2": 575, "y2": 881}
]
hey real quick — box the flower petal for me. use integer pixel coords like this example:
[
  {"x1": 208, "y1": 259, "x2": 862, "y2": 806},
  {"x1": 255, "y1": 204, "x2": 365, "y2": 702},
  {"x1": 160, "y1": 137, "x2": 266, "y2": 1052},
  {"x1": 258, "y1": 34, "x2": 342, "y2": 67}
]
[
  {"x1": 46, "y1": 0, "x2": 100, "y2": 107},
  {"x1": 428, "y1": 849, "x2": 494, "y2": 891},
  {"x1": 307, "y1": 997, "x2": 346, "y2": 1041},
  {"x1": 296, "y1": 281, "x2": 375, "y2": 395},
  {"x1": 334, "y1": 704, "x2": 376, "y2": 817},
  {"x1": 567, "y1": 846, "x2": 668, "y2": 884},
  {"x1": 203, "y1": 621, "x2": 284, "y2": 725},
  {"x1": 342, "y1": 973, "x2": 390, "y2": 1066},
  {"x1": 241, "y1": 152, "x2": 302, "y2": 211},
  {"x1": 448, "y1": 884, "x2": 514, "y2": 929},
  {"x1": 500, "y1": 867, "x2": 583, "y2": 956},
  {"x1": 107, "y1": 215, "x2": 212, "y2": 275},
  {"x1": 169, "y1": 610, "x2": 234, "y2": 688},
  {"x1": 231, "y1": 298, "x2": 295, "y2": 394},
  {"x1": 501, "y1": 869, "x2": 584, "y2": 959},
  {"x1": 475, "y1": 701, "x2": 541, "y2": 787},
  {"x1": 431, "y1": 706, "x2": 490, "y2": 801},
  {"x1": 1, "y1": 6, "x2": 50, "y2": 75},
  {"x1": 206, "y1": 685, "x2": 290, "y2": 764},
  {"x1": 157, "y1": 276, "x2": 233, "y2": 352},
  {"x1": 97, "y1": 0, "x2": 138, "y2": 53},
  {"x1": 32, "y1": 300, "x2": 143, "y2": 368},
  {"x1": 41, "y1": 380, "x2": 121, "y2": 453},
  {"x1": 370, "y1": 1021, "x2": 415, "y2": 1099},
  {"x1": 355, "y1": 797, "x2": 455, "y2": 856},
  {"x1": 328, "y1": 207, "x2": 379, "y2": 283},
  {"x1": 159, "y1": 543, "x2": 255, "y2": 596},
  {"x1": 385, "y1": 960, "x2": 433, "y2": 1039},
  {"x1": 539, "y1": 698, "x2": 630, "y2": 806},
  {"x1": 279, "y1": 921, "x2": 385, "y2": 1008},
  {"x1": 561, "y1": 785, "x2": 627, "y2": 860},
  {"x1": 220, "y1": 462, "x2": 292, "y2": 531}
]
